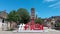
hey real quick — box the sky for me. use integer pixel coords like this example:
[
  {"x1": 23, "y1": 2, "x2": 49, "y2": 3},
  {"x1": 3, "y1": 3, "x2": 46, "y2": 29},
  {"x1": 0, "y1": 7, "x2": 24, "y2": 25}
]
[{"x1": 0, "y1": 0, "x2": 60, "y2": 18}]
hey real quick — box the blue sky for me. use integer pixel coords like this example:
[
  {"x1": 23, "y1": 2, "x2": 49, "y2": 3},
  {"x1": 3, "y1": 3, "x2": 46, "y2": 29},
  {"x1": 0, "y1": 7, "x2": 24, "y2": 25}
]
[{"x1": 0, "y1": 0, "x2": 60, "y2": 18}]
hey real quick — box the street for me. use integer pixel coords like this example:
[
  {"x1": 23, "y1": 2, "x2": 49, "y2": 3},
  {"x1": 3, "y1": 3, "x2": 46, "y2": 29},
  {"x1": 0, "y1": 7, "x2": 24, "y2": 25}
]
[{"x1": 0, "y1": 30, "x2": 60, "y2": 34}]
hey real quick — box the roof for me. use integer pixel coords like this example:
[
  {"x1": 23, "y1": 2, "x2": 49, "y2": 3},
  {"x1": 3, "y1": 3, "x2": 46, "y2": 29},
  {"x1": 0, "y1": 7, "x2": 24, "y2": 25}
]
[{"x1": 0, "y1": 10, "x2": 7, "y2": 19}]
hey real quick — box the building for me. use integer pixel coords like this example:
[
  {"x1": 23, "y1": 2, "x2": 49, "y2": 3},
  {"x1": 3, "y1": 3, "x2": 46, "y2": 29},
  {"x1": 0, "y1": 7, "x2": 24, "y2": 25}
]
[
  {"x1": 43, "y1": 16, "x2": 60, "y2": 29},
  {"x1": 0, "y1": 10, "x2": 10, "y2": 31}
]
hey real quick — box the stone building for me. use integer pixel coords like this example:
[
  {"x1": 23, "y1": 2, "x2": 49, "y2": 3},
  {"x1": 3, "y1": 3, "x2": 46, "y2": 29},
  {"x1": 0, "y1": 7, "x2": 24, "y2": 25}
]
[
  {"x1": 44, "y1": 18, "x2": 51, "y2": 28},
  {"x1": 0, "y1": 10, "x2": 10, "y2": 31},
  {"x1": 43, "y1": 16, "x2": 60, "y2": 29}
]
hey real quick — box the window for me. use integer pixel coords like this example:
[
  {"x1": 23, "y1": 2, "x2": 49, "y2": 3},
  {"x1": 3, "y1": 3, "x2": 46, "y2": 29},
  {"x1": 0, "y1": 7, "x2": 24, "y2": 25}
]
[{"x1": 2, "y1": 19, "x2": 4, "y2": 23}]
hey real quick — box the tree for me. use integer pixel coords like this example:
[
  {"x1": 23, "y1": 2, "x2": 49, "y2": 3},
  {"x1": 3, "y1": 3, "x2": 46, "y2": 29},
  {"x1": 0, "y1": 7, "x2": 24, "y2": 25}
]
[
  {"x1": 7, "y1": 10, "x2": 21, "y2": 22},
  {"x1": 35, "y1": 18, "x2": 43, "y2": 24},
  {"x1": 56, "y1": 22, "x2": 60, "y2": 27},
  {"x1": 17, "y1": 8, "x2": 30, "y2": 24},
  {"x1": 6, "y1": 10, "x2": 21, "y2": 29}
]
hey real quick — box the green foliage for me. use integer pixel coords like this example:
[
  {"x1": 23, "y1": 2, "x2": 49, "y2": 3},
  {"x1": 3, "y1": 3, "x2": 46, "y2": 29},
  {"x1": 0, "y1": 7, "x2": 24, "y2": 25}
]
[
  {"x1": 17, "y1": 8, "x2": 30, "y2": 24},
  {"x1": 7, "y1": 10, "x2": 21, "y2": 22},
  {"x1": 0, "y1": 11, "x2": 2, "y2": 14},
  {"x1": 57, "y1": 22, "x2": 60, "y2": 27},
  {"x1": 35, "y1": 18, "x2": 43, "y2": 24},
  {"x1": 7, "y1": 8, "x2": 30, "y2": 24}
]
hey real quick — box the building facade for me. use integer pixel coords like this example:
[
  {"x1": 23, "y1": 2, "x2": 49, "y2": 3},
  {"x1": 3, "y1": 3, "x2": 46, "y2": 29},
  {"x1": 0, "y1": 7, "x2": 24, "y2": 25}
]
[{"x1": 0, "y1": 10, "x2": 10, "y2": 31}]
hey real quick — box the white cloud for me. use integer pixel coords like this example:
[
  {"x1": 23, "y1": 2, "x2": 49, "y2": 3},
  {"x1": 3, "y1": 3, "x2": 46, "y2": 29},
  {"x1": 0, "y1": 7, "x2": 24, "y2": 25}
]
[
  {"x1": 48, "y1": 2, "x2": 60, "y2": 8},
  {"x1": 49, "y1": 2, "x2": 60, "y2": 7},
  {"x1": 43, "y1": 0, "x2": 55, "y2": 2},
  {"x1": 43, "y1": 0, "x2": 60, "y2": 8},
  {"x1": 53, "y1": 4, "x2": 60, "y2": 8}
]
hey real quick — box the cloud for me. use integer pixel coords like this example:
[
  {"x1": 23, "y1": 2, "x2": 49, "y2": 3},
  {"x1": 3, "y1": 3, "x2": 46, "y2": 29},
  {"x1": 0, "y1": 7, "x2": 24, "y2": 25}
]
[
  {"x1": 43, "y1": 0, "x2": 60, "y2": 8},
  {"x1": 48, "y1": 2, "x2": 60, "y2": 8},
  {"x1": 53, "y1": 4, "x2": 60, "y2": 8},
  {"x1": 43, "y1": 0, "x2": 55, "y2": 2}
]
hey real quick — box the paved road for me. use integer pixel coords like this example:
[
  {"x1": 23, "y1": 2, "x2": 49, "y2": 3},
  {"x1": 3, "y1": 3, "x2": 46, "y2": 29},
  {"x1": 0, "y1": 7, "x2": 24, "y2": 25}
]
[
  {"x1": 0, "y1": 27, "x2": 60, "y2": 34},
  {"x1": 0, "y1": 31, "x2": 60, "y2": 34}
]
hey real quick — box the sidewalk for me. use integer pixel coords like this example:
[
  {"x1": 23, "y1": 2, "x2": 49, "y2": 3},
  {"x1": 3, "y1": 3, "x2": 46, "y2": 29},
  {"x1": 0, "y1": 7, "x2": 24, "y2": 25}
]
[{"x1": 13, "y1": 27, "x2": 60, "y2": 32}]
